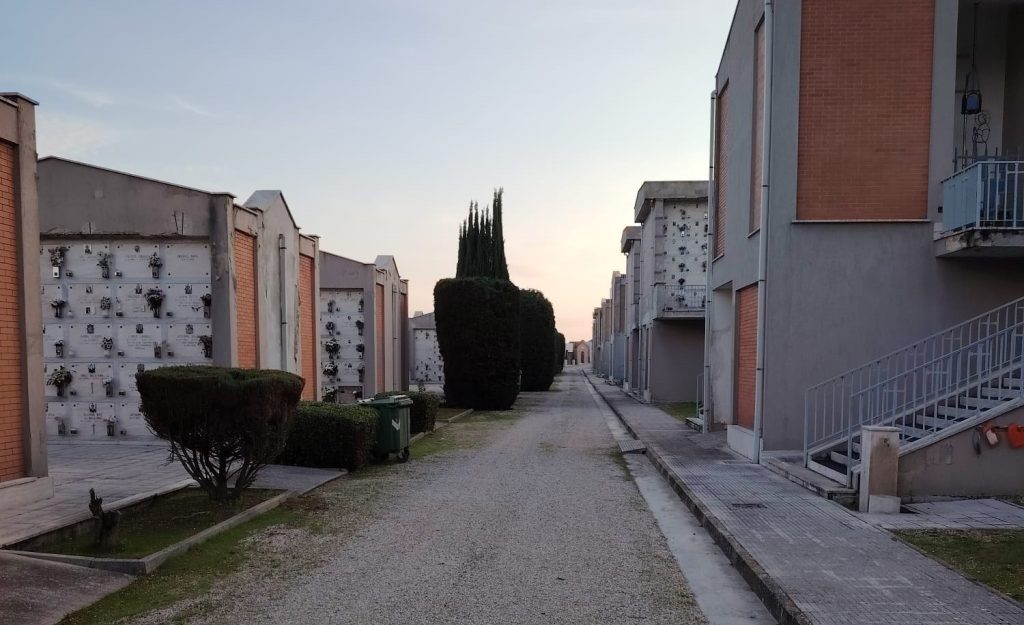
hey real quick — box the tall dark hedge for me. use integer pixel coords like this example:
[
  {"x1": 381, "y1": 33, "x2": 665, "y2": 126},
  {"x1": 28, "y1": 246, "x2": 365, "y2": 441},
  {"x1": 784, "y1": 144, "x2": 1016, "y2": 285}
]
[
  {"x1": 555, "y1": 331, "x2": 566, "y2": 373},
  {"x1": 137, "y1": 366, "x2": 304, "y2": 501},
  {"x1": 519, "y1": 289, "x2": 556, "y2": 392},
  {"x1": 434, "y1": 277, "x2": 520, "y2": 409}
]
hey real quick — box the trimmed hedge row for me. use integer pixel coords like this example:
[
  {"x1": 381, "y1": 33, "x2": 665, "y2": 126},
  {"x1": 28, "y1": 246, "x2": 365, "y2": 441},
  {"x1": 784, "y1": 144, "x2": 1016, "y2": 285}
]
[
  {"x1": 519, "y1": 289, "x2": 556, "y2": 392},
  {"x1": 434, "y1": 277, "x2": 520, "y2": 409},
  {"x1": 276, "y1": 401, "x2": 378, "y2": 471},
  {"x1": 375, "y1": 391, "x2": 441, "y2": 434}
]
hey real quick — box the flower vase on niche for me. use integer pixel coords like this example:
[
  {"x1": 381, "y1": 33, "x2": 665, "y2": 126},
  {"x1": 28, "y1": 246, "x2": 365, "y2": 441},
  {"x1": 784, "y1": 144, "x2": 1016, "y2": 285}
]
[
  {"x1": 145, "y1": 288, "x2": 164, "y2": 318},
  {"x1": 97, "y1": 252, "x2": 112, "y2": 279},
  {"x1": 148, "y1": 253, "x2": 162, "y2": 279}
]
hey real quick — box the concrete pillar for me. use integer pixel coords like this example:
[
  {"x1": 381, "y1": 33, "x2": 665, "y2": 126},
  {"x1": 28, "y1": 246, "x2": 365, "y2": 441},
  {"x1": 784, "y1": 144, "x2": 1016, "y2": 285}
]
[{"x1": 859, "y1": 425, "x2": 901, "y2": 513}]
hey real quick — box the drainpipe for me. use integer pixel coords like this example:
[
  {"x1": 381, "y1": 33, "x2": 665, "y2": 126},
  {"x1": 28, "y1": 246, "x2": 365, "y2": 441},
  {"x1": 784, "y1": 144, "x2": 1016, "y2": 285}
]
[
  {"x1": 752, "y1": 0, "x2": 775, "y2": 463},
  {"x1": 278, "y1": 234, "x2": 288, "y2": 370},
  {"x1": 703, "y1": 88, "x2": 718, "y2": 435}
]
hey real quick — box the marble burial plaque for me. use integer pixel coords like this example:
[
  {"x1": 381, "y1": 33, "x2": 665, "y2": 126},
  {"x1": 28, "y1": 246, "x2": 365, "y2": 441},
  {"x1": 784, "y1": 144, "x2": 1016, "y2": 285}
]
[
  {"x1": 162, "y1": 243, "x2": 211, "y2": 279},
  {"x1": 113, "y1": 242, "x2": 161, "y2": 279},
  {"x1": 45, "y1": 401, "x2": 69, "y2": 437},
  {"x1": 70, "y1": 402, "x2": 117, "y2": 440},
  {"x1": 116, "y1": 402, "x2": 153, "y2": 437},
  {"x1": 165, "y1": 323, "x2": 211, "y2": 360},
  {"x1": 66, "y1": 323, "x2": 113, "y2": 359},
  {"x1": 43, "y1": 324, "x2": 66, "y2": 359},
  {"x1": 116, "y1": 283, "x2": 162, "y2": 318},
  {"x1": 116, "y1": 323, "x2": 163, "y2": 359},
  {"x1": 116, "y1": 362, "x2": 163, "y2": 398},
  {"x1": 163, "y1": 283, "x2": 210, "y2": 320},
  {"x1": 67, "y1": 284, "x2": 112, "y2": 318},
  {"x1": 63, "y1": 243, "x2": 111, "y2": 281},
  {"x1": 68, "y1": 362, "x2": 114, "y2": 398},
  {"x1": 41, "y1": 284, "x2": 65, "y2": 320}
]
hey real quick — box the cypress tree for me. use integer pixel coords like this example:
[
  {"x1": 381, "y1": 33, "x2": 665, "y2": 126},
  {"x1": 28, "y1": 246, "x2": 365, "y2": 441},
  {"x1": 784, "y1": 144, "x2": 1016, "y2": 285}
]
[
  {"x1": 492, "y1": 188, "x2": 509, "y2": 280},
  {"x1": 456, "y1": 222, "x2": 467, "y2": 277},
  {"x1": 466, "y1": 202, "x2": 478, "y2": 276}
]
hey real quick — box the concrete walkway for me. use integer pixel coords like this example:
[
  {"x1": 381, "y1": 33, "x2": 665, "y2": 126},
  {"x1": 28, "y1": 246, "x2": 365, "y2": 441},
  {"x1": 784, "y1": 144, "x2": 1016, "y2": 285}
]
[
  {"x1": 1, "y1": 441, "x2": 343, "y2": 549},
  {"x1": 143, "y1": 370, "x2": 710, "y2": 625},
  {"x1": 585, "y1": 372, "x2": 1024, "y2": 625}
]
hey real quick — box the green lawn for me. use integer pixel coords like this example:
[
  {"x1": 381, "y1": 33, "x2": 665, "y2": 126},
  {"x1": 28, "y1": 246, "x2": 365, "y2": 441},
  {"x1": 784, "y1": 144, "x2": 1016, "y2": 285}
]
[
  {"x1": 58, "y1": 504, "x2": 302, "y2": 625},
  {"x1": 897, "y1": 529, "x2": 1024, "y2": 602},
  {"x1": 32, "y1": 489, "x2": 280, "y2": 559},
  {"x1": 437, "y1": 406, "x2": 469, "y2": 421},
  {"x1": 656, "y1": 402, "x2": 698, "y2": 423}
]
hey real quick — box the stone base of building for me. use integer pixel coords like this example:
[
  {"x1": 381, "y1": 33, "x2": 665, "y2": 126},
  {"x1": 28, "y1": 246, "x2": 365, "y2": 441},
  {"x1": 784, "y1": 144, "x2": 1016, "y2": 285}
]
[{"x1": 0, "y1": 476, "x2": 54, "y2": 509}]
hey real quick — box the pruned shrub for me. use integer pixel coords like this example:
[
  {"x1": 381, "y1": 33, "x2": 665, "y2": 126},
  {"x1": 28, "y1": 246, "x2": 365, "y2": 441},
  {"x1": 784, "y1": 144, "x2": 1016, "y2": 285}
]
[
  {"x1": 555, "y1": 331, "x2": 566, "y2": 374},
  {"x1": 375, "y1": 391, "x2": 441, "y2": 434},
  {"x1": 519, "y1": 289, "x2": 556, "y2": 391},
  {"x1": 277, "y1": 402, "x2": 377, "y2": 471},
  {"x1": 137, "y1": 366, "x2": 304, "y2": 502},
  {"x1": 434, "y1": 277, "x2": 520, "y2": 409}
]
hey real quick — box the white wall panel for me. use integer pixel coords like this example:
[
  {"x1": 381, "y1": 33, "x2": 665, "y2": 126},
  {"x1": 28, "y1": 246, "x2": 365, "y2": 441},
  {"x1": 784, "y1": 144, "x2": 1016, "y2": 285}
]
[{"x1": 41, "y1": 239, "x2": 213, "y2": 442}]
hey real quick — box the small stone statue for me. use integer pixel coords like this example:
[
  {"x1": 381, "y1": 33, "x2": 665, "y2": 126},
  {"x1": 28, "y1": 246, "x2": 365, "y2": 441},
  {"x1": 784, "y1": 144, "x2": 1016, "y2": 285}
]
[{"x1": 88, "y1": 488, "x2": 120, "y2": 550}]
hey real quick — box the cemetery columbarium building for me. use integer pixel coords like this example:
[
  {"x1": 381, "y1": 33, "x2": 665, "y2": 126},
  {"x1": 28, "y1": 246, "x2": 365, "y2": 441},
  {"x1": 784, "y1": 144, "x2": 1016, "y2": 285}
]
[{"x1": 36, "y1": 157, "x2": 321, "y2": 441}]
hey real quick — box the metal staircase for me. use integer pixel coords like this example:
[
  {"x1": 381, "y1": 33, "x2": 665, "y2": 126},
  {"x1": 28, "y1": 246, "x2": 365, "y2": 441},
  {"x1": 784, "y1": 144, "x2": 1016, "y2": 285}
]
[{"x1": 803, "y1": 297, "x2": 1024, "y2": 486}]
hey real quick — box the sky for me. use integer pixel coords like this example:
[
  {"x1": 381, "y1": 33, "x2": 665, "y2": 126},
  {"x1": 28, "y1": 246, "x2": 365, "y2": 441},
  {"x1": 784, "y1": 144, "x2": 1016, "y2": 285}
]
[{"x1": 7, "y1": 1, "x2": 735, "y2": 341}]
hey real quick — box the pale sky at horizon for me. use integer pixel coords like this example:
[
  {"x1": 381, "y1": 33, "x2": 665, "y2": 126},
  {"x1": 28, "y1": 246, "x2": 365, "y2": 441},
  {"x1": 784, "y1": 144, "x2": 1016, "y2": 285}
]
[{"x1": 7, "y1": 1, "x2": 735, "y2": 341}]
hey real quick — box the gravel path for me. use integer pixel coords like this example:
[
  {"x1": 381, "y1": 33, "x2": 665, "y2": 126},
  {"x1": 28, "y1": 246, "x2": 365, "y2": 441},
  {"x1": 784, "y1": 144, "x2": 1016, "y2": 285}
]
[{"x1": 147, "y1": 370, "x2": 707, "y2": 625}]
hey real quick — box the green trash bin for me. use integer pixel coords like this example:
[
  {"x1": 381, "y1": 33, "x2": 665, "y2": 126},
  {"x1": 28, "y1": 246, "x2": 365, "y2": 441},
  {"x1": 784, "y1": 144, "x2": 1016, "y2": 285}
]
[{"x1": 361, "y1": 395, "x2": 413, "y2": 463}]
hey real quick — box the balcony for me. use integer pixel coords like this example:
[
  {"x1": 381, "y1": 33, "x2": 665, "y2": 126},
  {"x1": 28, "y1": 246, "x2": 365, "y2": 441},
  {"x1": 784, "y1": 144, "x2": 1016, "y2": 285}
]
[
  {"x1": 656, "y1": 284, "x2": 706, "y2": 320},
  {"x1": 936, "y1": 160, "x2": 1024, "y2": 257}
]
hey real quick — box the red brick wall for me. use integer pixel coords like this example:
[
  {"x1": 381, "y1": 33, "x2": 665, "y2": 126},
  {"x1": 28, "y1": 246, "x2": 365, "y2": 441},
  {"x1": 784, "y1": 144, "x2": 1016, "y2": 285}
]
[
  {"x1": 233, "y1": 230, "x2": 259, "y2": 369},
  {"x1": 714, "y1": 86, "x2": 729, "y2": 256},
  {"x1": 735, "y1": 284, "x2": 758, "y2": 429},
  {"x1": 797, "y1": 0, "x2": 934, "y2": 220},
  {"x1": 299, "y1": 254, "x2": 315, "y2": 399},
  {"x1": 750, "y1": 20, "x2": 765, "y2": 232},
  {"x1": 0, "y1": 142, "x2": 25, "y2": 482}
]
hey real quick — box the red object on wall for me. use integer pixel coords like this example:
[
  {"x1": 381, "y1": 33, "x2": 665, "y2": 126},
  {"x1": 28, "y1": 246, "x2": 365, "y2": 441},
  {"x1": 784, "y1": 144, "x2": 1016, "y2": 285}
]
[{"x1": 1007, "y1": 424, "x2": 1024, "y2": 449}]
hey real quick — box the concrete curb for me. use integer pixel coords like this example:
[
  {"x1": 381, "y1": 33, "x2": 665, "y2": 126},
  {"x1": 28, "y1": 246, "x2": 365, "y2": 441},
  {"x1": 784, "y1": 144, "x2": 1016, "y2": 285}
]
[
  {"x1": 410, "y1": 409, "x2": 474, "y2": 445},
  {"x1": 582, "y1": 371, "x2": 811, "y2": 625},
  {"x1": 446, "y1": 408, "x2": 474, "y2": 423},
  {"x1": 1, "y1": 478, "x2": 197, "y2": 550},
  {"x1": 7, "y1": 491, "x2": 292, "y2": 575}
]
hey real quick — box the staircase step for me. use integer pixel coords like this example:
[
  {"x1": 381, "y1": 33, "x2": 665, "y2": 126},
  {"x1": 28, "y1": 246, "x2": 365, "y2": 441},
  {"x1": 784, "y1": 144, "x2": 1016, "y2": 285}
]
[
  {"x1": 807, "y1": 457, "x2": 850, "y2": 486},
  {"x1": 829, "y1": 450, "x2": 858, "y2": 467},
  {"x1": 901, "y1": 425, "x2": 933, "y2": 441},
  {"x1": 960, "y1": 396, "x2": 1002, "y2": 409},
  {"x1": 979, "y1": 386, "x2": 1022, "y2": 400},
  {"x1": 914, "y1": 414, "x2": 964, "y2": 430},
  {"x1": 936, "y1": 405, "x2": 973, "y2": 419}
]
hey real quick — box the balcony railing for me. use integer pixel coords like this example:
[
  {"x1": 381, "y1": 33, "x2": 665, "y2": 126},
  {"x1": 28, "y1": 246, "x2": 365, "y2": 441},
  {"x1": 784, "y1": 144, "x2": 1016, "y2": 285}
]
[
  {"x1": 657, "y1": 284, "x2": 706, "y2": 314},
  {"x1": 941, "y1": 160, "x2": 1024, "y2": 233}
]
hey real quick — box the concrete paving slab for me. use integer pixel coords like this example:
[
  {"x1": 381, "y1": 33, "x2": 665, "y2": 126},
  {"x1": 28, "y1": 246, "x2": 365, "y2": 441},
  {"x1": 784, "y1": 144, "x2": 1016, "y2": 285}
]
[
  {"x1": 0, "y1": 551, "x2": 131, "y2": 625},
  {"x1": 585, "y1": 371, "x2": 1024, "y2": 625}
]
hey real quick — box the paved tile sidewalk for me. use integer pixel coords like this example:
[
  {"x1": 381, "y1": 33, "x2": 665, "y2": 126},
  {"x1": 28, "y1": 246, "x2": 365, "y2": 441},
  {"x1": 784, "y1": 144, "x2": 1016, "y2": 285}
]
[
  {"x1": 585, "y1": 372, "x2": 1024, "y2": 625},
  {"x1": 858, "y1": 498, "x2": 1024, "y2": 530},
  {"x1": 0, "y1": 440, "x2": 342, "y2": 547}
]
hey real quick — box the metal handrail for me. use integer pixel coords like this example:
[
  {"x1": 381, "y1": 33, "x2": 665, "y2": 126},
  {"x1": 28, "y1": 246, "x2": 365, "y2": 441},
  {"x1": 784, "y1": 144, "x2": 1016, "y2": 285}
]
[
  {"x1": 659, "y1": 284, "x2": 707, "y2": 312},
  {"x1": 804, "y1": 297, "x2": 1024, "y2": 471},
  {"x1": 940, "y1": 160, "x2": 1024, "y2": 232}
]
